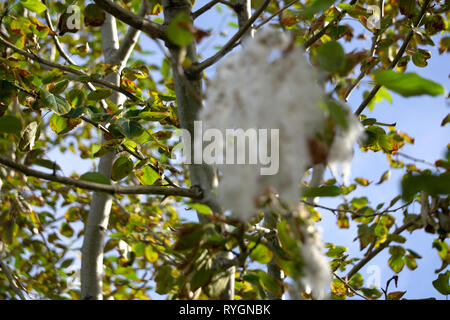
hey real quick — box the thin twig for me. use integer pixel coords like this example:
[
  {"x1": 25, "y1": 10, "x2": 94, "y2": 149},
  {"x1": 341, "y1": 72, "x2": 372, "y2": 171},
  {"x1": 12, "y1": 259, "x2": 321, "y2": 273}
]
[
  {"x1": 396, "y1": 152, "x2": 437, "y2": 168},
  {"x1": 93, "y1": 0, "x2": 167, "y2": 41},
  {"x1": 193, "y1": 0, "x2": 224, "y2": 19},
  {"x1": 0, "y1": 35, "x2": 141, "y2": 101},
  {"x1": 254, "y1": 0, "x2": 300, "y2": 30},
  {"x1": 354, "y1": 0, "x2": 431, "y2": 116},
  {"x1": 8, "y1": 80, "x2": 177, "y2": 188},
  {"x1": 0, "y1": 259, "x2": 28, "y2": 300},
  {"x1": 303, "y1": 0, "x2": 357, "y2": 50},
  {"x1": 333, "y1": 272, "x2": 369, "y2": 300},
  {"x1": 345, "y1": 217, "x2": 420, "y2": 280},
  {"x1": 0, "y1": 155, "x2": 200, "y2": 198},
  {"x1": 187, "y1": 0, "x2": 271, "y2": 74},
  {"x1": 301, "y1": 200, "x2": 412, "y2": 218}
]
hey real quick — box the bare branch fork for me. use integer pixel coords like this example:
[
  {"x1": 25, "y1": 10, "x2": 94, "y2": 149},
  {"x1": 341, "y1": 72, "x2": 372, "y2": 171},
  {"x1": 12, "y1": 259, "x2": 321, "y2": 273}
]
[
  {"x1": 93, "y1": 0, "x2": 167, "y2": 41},
  {"x1": 186, "y1": 0, "x2": 272, "y2": 74},
  {"x1": 0, "y1": 155, "x2": 201, "y2": 198}
]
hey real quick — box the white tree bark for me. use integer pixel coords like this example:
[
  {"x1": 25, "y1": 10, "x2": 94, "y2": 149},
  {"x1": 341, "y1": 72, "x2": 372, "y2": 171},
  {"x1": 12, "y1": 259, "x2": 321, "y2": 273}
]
[
  {"x1": 162, "y1": 0, "x2": 235, "y2": 299},
  {"x1": 235, "y1": 0, "x2": 254, "y2": 40},
  {"x1": 81, "y1": 7, "x2": 144, "y2": 299}
]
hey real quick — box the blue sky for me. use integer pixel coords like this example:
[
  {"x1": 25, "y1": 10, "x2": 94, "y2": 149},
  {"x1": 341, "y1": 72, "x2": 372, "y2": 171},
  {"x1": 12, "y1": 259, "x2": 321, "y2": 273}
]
[{"x1": 45, "y1": 2, "x2": 449, "y2": 299}]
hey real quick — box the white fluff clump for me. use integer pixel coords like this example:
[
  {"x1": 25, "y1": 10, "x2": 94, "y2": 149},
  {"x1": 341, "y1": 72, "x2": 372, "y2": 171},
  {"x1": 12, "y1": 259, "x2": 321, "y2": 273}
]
[
  {"x1": 200, "y1": 29, "x2": 364, "y2": 221},
  {"x1": 328, "y1": 109, "x2": 365, "y2": 185},
  {"x1": 299, "y1": 225, "x2": 332, "y2": 299},
  {"x1": 201, "y1": 29, "x2": 325, "y2": 221}
]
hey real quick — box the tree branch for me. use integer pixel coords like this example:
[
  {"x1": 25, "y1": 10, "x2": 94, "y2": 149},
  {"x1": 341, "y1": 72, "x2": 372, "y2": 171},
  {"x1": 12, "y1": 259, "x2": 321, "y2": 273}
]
[
  {"x1": 333, "y1": 272, "x2": 369, "y2": 300},
  {"x1": 354, "y1": 0, "x2": 431, "y2": 116},
  {"x1": 0, "y1": 34, "x2": 140, "y2": 101},
  {"x1": 0, "y1": 155, "x2": 200, "y2": 198},
  {"x1": 234, "y1": 0, "x2": 254, "y2": 39},
  {"x1": 303, "y1": 0, "x2": 357, "y2": 50},
  {"x1": 254, "y1": 0, "x2": 300, "y2": 30},
  {"x1": 163, "y1": 0, "x2": 234, "y2": 299},
  {"x1": 187, "y1": 0, "x2": 271, "y2": 74},
  {"x1": 42, "y1": 2, "x2": 110, "y2": 111},
  {"x1": 93, "y1": 0, "x2": 167, "y2": 41},
  {"x1": 112, "y1": 0, "x2": 148, "y2": 64},
  {"x1": 80, "y1": 115, "x2": 178, "y2": 187},
  {"x1": 345, "y1": 217, "x2": 420, "y2": 280},
  {"x1": 192, "y1": 0, "x2": 227, "y2": 19},
  {"x1": 0, "y1": 258, "x2": 28, "y2": 300}
]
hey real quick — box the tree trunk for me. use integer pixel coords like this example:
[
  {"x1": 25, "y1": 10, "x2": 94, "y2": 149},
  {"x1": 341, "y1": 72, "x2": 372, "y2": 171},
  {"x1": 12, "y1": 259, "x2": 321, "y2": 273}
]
[
  {"x1": 162, "y1": 0, "x2": 234, "y2": 299},
  {"x1": 81, "y1": 10, "x2": 142, "y2": 299}
]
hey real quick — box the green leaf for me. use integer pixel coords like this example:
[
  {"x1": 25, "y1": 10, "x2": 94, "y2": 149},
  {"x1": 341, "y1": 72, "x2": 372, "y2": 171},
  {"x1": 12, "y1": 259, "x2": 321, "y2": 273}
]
[
  {"x1": 348, "y1": 273, "x2": 364, "y2": 290},
  {"x1": 316, "y1": 40, "x2": 346, "y2": 73},
  {"x1": 402, "y1": 173, "x2": 450, "y2": 201},
  {"x1": 376, "y1": 170, "x2": 391, "y2": 185},
  {"x1": 374, "y1": 71, "x2": 445, "y2": 97},
  {"x1": 355, "y1": 177, "x2": 370, "y2": 186},
  {"x1": 258, "y1": 270, "x2": 283, "y2": 296},
  {"x1": 191, "y1": 263, "x2": 215, "y2": 291},
  {"x1": 187, "y1": 203, "x2": 213, "y2": 215},
  {"x1": 360, "y1": 287, "x2": 382, "y2": 299},
  {"x1": 432, "y1": 271, "x2": 450, "y2": 295},
  {"x1": 404, "y1": 255, "x2": 417, "y2": 270},
  {"x1": 387, "y1": 234, "x2": 406, "y2": 244},
  {"x1": 60, "y1": 258, "x2": 74, "y2": 269},
  {"x1": 326, "y1": 245, "x2": 347, "y2": 258},
  {"x1": 33, "y1": 158, "x2": 61, "y2": 171},
  {"x1": 41, "y1": 89, "x2": 71, "y2": 115},
  {"x1": 80, "y1": 172, "x2": 110, "y2": 185},
  {"x1": 111, "y1": 156, "x2": 133, "y2": 181},
  {"x1": 155, "y1": 265, "x2": 174, "y2": 294},
  {"x1": 19, "y1": 121, "x2": 39, "y2": 152},
  {"x1": 135, "y1": 165, "x2": 160, "y2": 185},
  {"x1": 173, "y1": 223, "x2": 208, "y2": 251},
  {"x1": 351, "y1": 197, "x2": 369, "y2": 209},
  {"x1": 386, "y1": 291, "x2": 406, "y2": 300},
  {"x1": 365, "y1": 86, "x2": 392, "y2": 111},
  {"x1": 20, "y1": 0, "x2": 47, "y2": 13},
  {"x1": 249, "y1": 243, "x2": 273, "y2": 264},
  {"x1": 49, "y1": 114, "x2": 81, "y2": 135},
  {"x1": 93, "y1": 139, "x2": 121, "y2": 157},
  {"x1": 49, "y1": 79, "x2": 69, "y2": 95},
  {"x1": 84, "y1": 3, "x2": 106, "y2": 27},
  {"x1": 324, "y1": 99, "x2": 348, "y2": 129},
  {"x1": 139, "y1": 111, "x2": 170, "y2": 121},
  {"x1": 337, "y1": 3, "x2": 371, "y2": 18},
  {"x1": 167, "y1": 12, "x2": 194, "y2": 46},
  {"x1": 0, "y1": 115, "x2": 22, "y2": 136},
  {"x1": 144, "y1": 246, "x2": 158, "y2": 263},
  {"x1": 388, "y1": 255, "x2": 405, "y2": 273},
  {"x1": 331, "y1": 278, "x2": 347, "y2": 296},
  {"x1": 87, "y1": 88, "x2": 112, "y2": 101},
  {"x1": 301, "y1": 0, "x2": 336, "y2": 19},
  {"x1": 65, "y1": 106, "x2": 86, "y2": 118},
  {"x1": 116, "y1": 118, "x2": 144, "y2": 138},
  {"x1": 303, "y1": 185, "x2": 343, "y2": 198},
  {"x1": 412, "y1": 50, "x2": 431, "y2": 68},
  {"x1": 60, "y1": 222, "x2": 74, "y2": 238}
]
